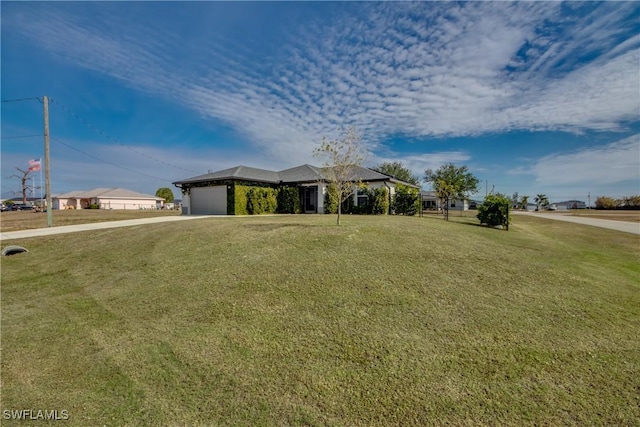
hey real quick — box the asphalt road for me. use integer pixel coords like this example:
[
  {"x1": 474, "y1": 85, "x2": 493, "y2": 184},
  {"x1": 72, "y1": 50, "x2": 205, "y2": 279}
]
[{"x1": 512, "y1": 211, "x2": 640, "y2": 235}]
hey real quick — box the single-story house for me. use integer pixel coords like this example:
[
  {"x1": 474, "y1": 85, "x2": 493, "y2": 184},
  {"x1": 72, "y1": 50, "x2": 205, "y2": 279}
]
[
  {"x1": 172, "y1": 164, "x2": 419, "y2": 215},
  {"x1": 52, "y1": 188, "x2": 164, "y2": 210},
  {"x1": 554, "y1": 200, "x2": 587, "y2": 210},
  {"x1": 420, "y1": 191, "x2": 470, "y2": 211}
]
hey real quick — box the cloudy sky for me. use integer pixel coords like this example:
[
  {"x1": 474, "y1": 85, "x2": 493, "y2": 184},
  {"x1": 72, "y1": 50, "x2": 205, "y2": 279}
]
[{"x1": 2, "y1": 1, "x2": 639, "y2": 202}]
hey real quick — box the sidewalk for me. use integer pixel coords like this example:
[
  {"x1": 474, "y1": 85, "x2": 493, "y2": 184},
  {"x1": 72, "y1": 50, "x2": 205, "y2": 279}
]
[
  {"x1": 0, "y1": 215, "x2": 227, "y2": 241},
  {"x1": 512, "y1": 211, "x2": 640, "y2": 235}
]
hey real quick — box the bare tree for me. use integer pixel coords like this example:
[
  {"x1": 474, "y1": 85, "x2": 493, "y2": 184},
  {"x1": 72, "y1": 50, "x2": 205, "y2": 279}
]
[
  {"x1": 313, "y1": 126, "x2": 365, "y2": 225},
  {"x1": 8, "y1": 167, "x2": 34, "y2": 204}
]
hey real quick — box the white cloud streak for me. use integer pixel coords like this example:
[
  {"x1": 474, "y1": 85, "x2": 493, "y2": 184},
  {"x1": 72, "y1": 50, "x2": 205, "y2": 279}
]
[
  {"x1": 532, "y1": 134, "x2": 640, "y2": 187},
  {"x1": 3, "y1": 1, "x2": 639, "y2": 173}
]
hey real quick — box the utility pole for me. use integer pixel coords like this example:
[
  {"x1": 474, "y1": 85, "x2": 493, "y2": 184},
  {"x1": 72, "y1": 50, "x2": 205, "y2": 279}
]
[
  {"x1": 588, "y1": 192, "x2": 591, "y2": 209},
  {"x1": 43, "y1": 95, "x2": 53, "y2": 227}
]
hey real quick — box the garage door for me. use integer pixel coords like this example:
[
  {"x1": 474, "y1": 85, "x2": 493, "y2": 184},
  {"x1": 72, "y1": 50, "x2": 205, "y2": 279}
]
[{"x1": 191, "y1": 186, "x2": 227, "y2": 215}]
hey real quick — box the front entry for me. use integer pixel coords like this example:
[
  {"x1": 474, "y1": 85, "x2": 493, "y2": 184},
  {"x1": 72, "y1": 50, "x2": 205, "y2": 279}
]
[{"x1": 303, "y1": 186, "x2": 317, "y2": 213}]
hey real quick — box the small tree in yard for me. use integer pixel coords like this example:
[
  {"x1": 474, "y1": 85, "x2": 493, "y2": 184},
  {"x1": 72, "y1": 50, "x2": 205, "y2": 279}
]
[
  {"x1": 156, "y1": 187, "x2": 174, "y2": 204},
  {"x1": 477, "y1": 193, "x2": 510, "y2": 230},
  {"x1": 424, "y1": 163, "x2": 480, "y2": 221},
  {"x1": 313, "y1": 126, "x2": 365, "y2": 225}
]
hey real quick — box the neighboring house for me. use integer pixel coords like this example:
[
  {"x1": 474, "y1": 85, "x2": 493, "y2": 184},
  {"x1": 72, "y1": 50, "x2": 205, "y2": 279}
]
[
  {"x1": 172, "y1": 164, "x2": 419, "y2": 215},
  {"x1": 52, "y1": 188, "x2": 164, "y2": 210},
  {"x1": 555, "y1": 200, "x2": 587, "y2": 210},
  {"x1": 420, "y1": 191, "x2": 469, "y2": 211}
]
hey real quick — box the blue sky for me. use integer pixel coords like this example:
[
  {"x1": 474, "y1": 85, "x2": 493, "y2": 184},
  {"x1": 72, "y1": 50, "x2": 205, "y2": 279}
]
[{"x1": 2, "y1": 1, "x2": 639, "y2": 203}]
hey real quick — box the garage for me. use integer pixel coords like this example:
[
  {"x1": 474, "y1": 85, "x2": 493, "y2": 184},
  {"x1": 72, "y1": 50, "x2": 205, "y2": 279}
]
[{"x1": 190, "y1": 186, "x2": 227, "y2": 215}]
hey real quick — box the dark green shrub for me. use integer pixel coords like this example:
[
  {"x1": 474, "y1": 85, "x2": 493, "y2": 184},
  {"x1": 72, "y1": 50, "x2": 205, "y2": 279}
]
[
  {"x1": 393, "y1": 184, "x2": 419, "y2": 215},
  {"x1": 477, "y1": 193, "x2": 510, "y2": 229},
  {"x1": 247, "y1": 187, "x2": 277, "y2": 215},
  {"x1": 277, "y1": 186, "x2": 301, "y2": 214},
  {"x1": 368, "y1": 187, "x2": 389, "y2": 215},
  {"x1": 89, "y1": 203, "x2": 100, "y2": 209}
]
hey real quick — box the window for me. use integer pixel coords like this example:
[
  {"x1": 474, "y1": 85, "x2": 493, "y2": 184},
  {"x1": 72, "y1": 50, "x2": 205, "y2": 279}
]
[
  {"x1": 450, "y1": 200, "x2": 456, "y2": 208},
  {"x1": 357, "y1": 188, "x2": 368, "y2": 207}
]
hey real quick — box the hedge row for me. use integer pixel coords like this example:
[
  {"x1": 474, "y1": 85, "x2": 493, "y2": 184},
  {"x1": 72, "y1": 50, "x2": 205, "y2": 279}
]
[
  {"x1": 229, "y1": 184, "x2": 301, "y2": 215},
  {"x1": 324, "y1": 186, "x2": 402, "y2": 215}
]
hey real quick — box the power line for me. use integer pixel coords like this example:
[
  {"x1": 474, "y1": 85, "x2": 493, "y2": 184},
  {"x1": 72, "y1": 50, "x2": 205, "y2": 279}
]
[
  {"x1": 1, "y1": 97, "x2": 41, "y2": 103},
  {"x1": 51, "y1": 136, "x2": 170, "y2": 182},
  {"x1": 49, "y1": 98, "x2": 202, "y2": 175}
]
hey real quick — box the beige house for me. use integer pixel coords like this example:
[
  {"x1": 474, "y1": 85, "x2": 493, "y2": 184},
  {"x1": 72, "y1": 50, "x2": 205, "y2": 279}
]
[{"x1": 52, "y1": 188, "x2": 164, "y2": 210}]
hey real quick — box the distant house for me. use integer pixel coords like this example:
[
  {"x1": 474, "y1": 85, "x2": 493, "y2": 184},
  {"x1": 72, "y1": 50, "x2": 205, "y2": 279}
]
[
  {"x1": 173, "y1": 164, "x2": 418, "y2": 215},
  {"x1": 52, "y1": 188, "x2": 164, "y2": 210},
  {"x1": 555, "y1": 200, "x2": 587, "y2": 210},
  {"x1": 420, "y1": 191, "x2": 469, "y2": 211}
]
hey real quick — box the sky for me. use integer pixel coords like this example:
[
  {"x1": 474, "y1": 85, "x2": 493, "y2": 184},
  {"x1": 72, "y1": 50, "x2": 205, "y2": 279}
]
[{"x1": 1, "y1": 1, "x2": 639, "y2": 203}]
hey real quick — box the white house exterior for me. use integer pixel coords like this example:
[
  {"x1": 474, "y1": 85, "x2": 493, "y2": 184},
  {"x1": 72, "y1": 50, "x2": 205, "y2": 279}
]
[
  {"x1": 52, "y1": 188, "x2": 164, "y2": 210},
  {"x1": 174, "y1": 164, "x2": 417, "y2": 215},
  {"x1": 420, "y1": 191, "x2": 469, "y2": 211}
]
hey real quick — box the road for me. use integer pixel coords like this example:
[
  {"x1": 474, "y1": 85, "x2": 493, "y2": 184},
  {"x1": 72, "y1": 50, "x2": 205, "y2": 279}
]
[{"x1": 512, "y1": 211, "x2": 640, "y2": 235}]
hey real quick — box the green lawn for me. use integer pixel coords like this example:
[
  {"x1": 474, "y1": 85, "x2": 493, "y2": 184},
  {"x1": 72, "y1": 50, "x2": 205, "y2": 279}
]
[{"x1": 1, "y1": 215, "x2": 638, "y2": 426}]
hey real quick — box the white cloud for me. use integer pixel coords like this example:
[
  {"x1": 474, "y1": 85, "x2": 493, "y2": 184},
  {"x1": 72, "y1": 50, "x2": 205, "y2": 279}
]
[
  {"x1": 532, "y1": 134, "x2": 640, "y2": 187},
  {"x1": 3, "y1": 1, "x2": 639, "y2": 168}
]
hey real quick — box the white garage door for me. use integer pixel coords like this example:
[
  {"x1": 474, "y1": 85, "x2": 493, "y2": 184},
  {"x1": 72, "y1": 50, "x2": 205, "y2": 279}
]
[{"x1": 191, "y1": 186, "x2": 227, "y2": 215}]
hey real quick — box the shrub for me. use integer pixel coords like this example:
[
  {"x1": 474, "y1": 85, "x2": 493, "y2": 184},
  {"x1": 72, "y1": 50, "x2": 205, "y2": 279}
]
[
  {"x1": 477, "y1": 193, "x2": 510, "y2": 229},
  {"x1": 595, "y1": 196, "x2": 618, "y2": 210},
  {"x1": 392, "y1": 184, "x2": 419, "y2": 215},
  {"x1": 277, "y1": 186, "x2": 301, "y2": 214},
  {"x1": 247, "y1": 187, "x2": 277, "y2": 215},
  {"x1": 368, "y1": 187, "x2": 389, "y2": 215},
  {"x1": 231, "y1": 185, "x2": 249, "y2": 215},
  {"x1": 89, "y1": 203, "x2": 100, "y2": 209}
]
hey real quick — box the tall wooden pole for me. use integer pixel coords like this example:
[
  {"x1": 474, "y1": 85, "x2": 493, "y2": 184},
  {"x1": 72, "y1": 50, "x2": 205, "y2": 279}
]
[{"x1": 43, "y1": 95, "x2": 53, "y2": 227}]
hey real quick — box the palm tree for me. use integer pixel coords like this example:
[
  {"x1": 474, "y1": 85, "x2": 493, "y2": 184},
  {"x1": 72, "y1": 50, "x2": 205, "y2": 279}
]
[
  {"x1": 520, "y1": 195, "x2": 529, "y2": 211},
  {"x1": 535, "y1": 194, "x2": 548, "y2": 211}
]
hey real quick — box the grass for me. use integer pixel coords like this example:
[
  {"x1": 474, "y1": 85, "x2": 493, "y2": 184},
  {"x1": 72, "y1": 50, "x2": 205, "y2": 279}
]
[
  {"x1": 0, "y1": 209, "x2": 180, "y2": 232},
  {"x1": 1, "y1": 214, "x2": 639, "y2": 426}
]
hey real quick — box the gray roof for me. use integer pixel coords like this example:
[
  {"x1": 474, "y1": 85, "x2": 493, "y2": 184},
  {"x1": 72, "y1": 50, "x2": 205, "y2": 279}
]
[
  {"x1": 278, "y1": 164, "x2": 324, "y2": 182},
  {"x1": 53, "y1": 187, "x2": 164, "y2": 201},
  {"x1": 173, "y1": 165, "x2": 281, "y2": 184},
  {"x1": 173, "y1": 164, "x2": 419, "y2": 187}
]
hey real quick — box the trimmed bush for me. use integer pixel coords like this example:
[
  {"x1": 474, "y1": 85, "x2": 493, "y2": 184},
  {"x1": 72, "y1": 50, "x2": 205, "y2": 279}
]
[
  {"x1": 230, "y1": 185, "x2": 249, "y2": 215},
  {"x1": 392, "y1": 184, "x2": 419, "y2": 216},
  {"x1": 247, "y1": 187, "x2": 277, "y2": 215},
  {"x1": 277, "y1": 186, "x2": 301, "y2": 214},
  {"x1": 368, "y1": 187, "x2": 389, "y2": 215},
  {"x1": 477, "y1": 193, "x2": 510, "y2": 229}
]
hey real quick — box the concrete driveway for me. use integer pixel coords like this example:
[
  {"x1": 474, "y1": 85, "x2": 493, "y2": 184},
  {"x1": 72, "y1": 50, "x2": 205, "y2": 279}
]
[
  {"x1": 512, "y1": 211, "x2": 640, "y2": 235},
  {"x1": 0, "y1": 215, "x2": 228, "y2": 241}
]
